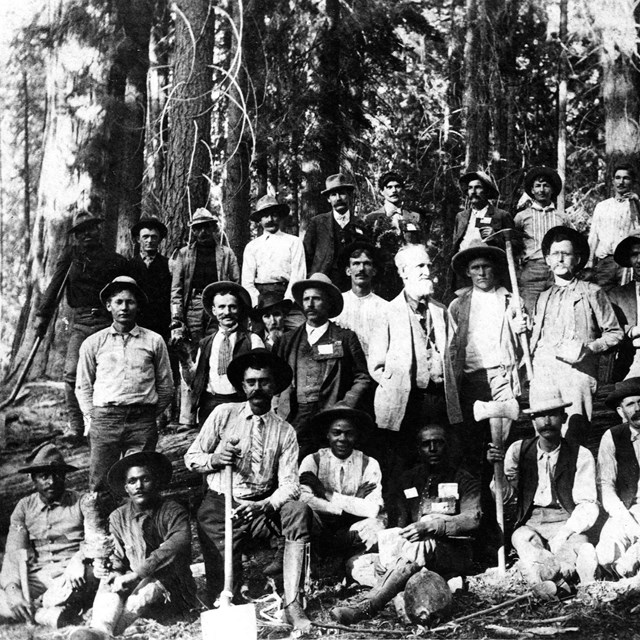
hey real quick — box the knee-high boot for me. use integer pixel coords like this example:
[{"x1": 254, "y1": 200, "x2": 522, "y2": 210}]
[
  {"x1": 282, "y1": 540, "x2": 311, "y2": 632},
  {"x1": 89, "y1": 590, "x2": 124, "y2": 635}
]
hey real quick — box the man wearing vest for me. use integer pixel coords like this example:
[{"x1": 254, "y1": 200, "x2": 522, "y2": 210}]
[
  {"x1": 596, "y1": 378, "x2": 640, "y2": 578},
  {"x1": 487, "y1": 383, "x2": 599, "y2": 587}
]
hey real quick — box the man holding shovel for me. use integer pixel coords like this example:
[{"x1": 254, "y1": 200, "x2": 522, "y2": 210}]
[{"x1": 185, "y1": 349, "x2": 314, "y2": 632}]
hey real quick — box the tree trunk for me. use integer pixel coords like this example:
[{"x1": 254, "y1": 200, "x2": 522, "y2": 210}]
[{"x1": 556, "y1": 0, "x2": 568, "y2": 214}]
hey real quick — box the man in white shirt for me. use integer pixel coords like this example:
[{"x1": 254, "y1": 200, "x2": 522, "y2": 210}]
[
  {"x1": 587, "y1": 164, "x2": 640, "y2": 290},
  {"x1": 333, "y1": 241, "x2": 388, "y2": 358},
  {"x1": 487, "y1": 384, "x2": 599, "y2": 587}
]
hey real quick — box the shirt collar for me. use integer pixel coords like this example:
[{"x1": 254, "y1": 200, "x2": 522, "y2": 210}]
[
  {"x1": 36, "y1": 489, "x2": 72, "y2": 510},
  {"x1": 531, "y1": 202, "x2": 556, "y2": 213},
  {"x1": 329, "y1": 450, "x2": 355, "y2": 464},
  {"x1": 306, "y1": 321, "x2": 330, "y2": 336},
  {"x1": 472, "y1": 205, "x2": 489, "y2": 217},
  {"x1": 109, "y1": 324, "x2": 141, "y2": 337},
  {"x1": 333, "y1": 210, "x2": 351, "y2": 223},
  {"x1": 631, "y1": 426, "x2": 640, "y2": 442},
  {"x1": 384, "y1": 201, "x2": 401, "y2": 216},
  {"x1": 536, "y1": 441, "x2": 561, "y2": 459},
  {"x1": 242, "y1": 402, "x2": 272, "y2": 421},
  {"x1": 261, "y1": 229, "x2": 283, "y2": 239},
  {"x1": 404, "y1": 291, "x2": 429, "y2": 314}
]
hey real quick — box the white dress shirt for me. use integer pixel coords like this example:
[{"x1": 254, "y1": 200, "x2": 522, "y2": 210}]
[
  {"x1": 589, "y1": 197, "x2": 640, "y2": 259},
  {"x1": 333, "y1": 290, "x2": 388, "y2": 357},
  {"x1": 305, "y1": 322, "x2": 330, "y2": 345},
  {"x1": 464, "y1": 288, "x2": 504, "y2": 372},
  {"x1": 333, "y1": 211, "x2": 351, "y2": 228}
]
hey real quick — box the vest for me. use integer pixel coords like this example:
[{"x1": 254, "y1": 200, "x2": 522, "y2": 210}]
[
  {"x1": 610, "y1": 423, "x2": 640, "y2": 509},
  {"x1": 516, "y1": 437, "x2": 578, "y2": 528},
  {"x1": 296, "y1": 332, "x2": 324, "y2": 403}
]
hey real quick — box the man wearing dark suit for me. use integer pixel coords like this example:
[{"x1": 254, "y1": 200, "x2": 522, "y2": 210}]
[
  {"x1": 303, "y1": 174, "x2": 367, "y2": 291},
  {"x1": 275, "y1": 273, "x2": 372, "y2": 460}
]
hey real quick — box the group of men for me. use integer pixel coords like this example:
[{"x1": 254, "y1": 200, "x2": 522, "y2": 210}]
[{"x1": 5, "y1": 164, "x2": 640, "y2": 634}]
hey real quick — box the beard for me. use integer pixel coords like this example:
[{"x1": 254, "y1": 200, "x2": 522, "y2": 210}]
[{"x1": 406, "y1": 278, "x2": 434, "y2": 299}]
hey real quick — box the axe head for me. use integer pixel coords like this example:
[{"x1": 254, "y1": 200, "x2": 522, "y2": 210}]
[{"x1": 473, "y1": 399, "x2": 520, "y2": 422}]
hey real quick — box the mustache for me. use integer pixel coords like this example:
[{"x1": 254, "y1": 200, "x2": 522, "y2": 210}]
[{"x1": 248, "y1": 390, "x2": 270, "y2": 400}]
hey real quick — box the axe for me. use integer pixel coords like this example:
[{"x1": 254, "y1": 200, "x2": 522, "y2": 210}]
[
  {"x1": 474, "y1": 398, "x2": 520, "y2": 574},
  {"x1": 484, "y1": 229, "x2": 533, "y2": 381}
]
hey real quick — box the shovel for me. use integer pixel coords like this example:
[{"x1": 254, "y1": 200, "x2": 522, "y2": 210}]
[{"x1": 201, "y1": 457, "x2": 257, "y2": 640}]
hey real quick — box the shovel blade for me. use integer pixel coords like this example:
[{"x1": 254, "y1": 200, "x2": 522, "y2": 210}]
[{"x1": 201, "y1": 603, "x2": 257, "y2": 640}]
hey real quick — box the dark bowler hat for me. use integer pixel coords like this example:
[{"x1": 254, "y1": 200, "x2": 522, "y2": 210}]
[
  {"x1": 309, "y1": 402, "x2": 376, "y2": 439},
  {"x1": 131, "y1": 215, "x2": 168, "y2": 240},
  {"x1": 226, "y1": 348, "x2": 293, "y2": 395},
  {"x1": 613, "y1": 235, "x2": 640, "y2": 267},
  {"x1": 19, "y1": 442, "x2": 78, "y2": 474},
  {"x1": 321, "y1": 173, "x2": 355, "y2": 195},
  {"x1": 251, "y1": 291, "x2": 293, "y2": 321},
  {"x1": 100, "y1": 276, "x2": 148, "y2": 306},
  {"x1": 524, "y1": 166, "x2": 563, "y2": 198},
  {"x1": 189, "y1": 207, "x2": 220, "y2": 227},
  {"x1": 459, "y1": 170, "x2": 499, "y2": 200},
  {"x1": 68, "y1": 210, "x2": 103, "y2": 235},
  {"x1": 451, "y1": 240, "x2": 507, "y2": 278},
  {"x1": 291, "y1": 273, "x2": 344, "y2": 318},
  {"x1": 107, "y1": 451, "x2": 173, "y2": 495},
  {"x1": 250, "y1": 195, "x2": 289, "y2": 223},
  {"x1": 605, "y1": 377, "x2": 640, "y2": 409},
  {"x1": 202, "y1": 281, "x2": 252, "y2": 318},
  {"x1": 378, "y1": 171, "x2": 405, "y2": 190},
  {"x1": 337, "y1": 240, "x2": 380, "y2": 272},
  {"x1": 541, "y1": 226, "x2": 590, "y2": 271}
]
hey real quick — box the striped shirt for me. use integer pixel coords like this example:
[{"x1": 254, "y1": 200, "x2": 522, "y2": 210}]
[{"x1": 514, "y1": 203, "x2": 569, "y2": 261}]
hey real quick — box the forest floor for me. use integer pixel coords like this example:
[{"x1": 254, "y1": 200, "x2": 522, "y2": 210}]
[{"x1": 1, "y1": 383, "x2": 639, "y2": 640}]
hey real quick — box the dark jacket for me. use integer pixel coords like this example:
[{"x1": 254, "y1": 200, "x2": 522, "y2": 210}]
[
  {"x1": 452, "y1": 203, "x2": 515, "y2": 252},
  {"x1": 609, "y1": 281, "x2": 637, "y2": 380},
  {"x1": 609, "y1": 423, "x2": 640, "y2": 509}
]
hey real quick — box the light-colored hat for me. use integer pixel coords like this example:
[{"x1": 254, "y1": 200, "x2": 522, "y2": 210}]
[
  {"x1": 100, "y1": 276, "x2": 148, "y2": 306},
  {"x1": 189, "y1": 207, "x2": 220, "y2": 227},
  {"x1": 321, "y1": 173, "x2": 355, "y2": 195},
  {"x1": 459, "y1": 170, "x2": 499, "y2": 200},
  {"x1": 250, "y1": 195, "x2": 289, "y2": 222},
  {"x1": 450, "y1": 240, "x2": 507, "y2": 277},
  {"x1": 291, "y1": 273, "x2": 344, "y2": 318},
  {"x1": 523, "y1": 381, "x2": 571, "y2": 415}
]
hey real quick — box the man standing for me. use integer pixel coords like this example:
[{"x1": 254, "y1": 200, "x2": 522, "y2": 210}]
[
  {"x1": 514, "y1": 166, "x2": 568, "y2": 313},
  {"x1": 587, "y1": 164, "x2": 640, "y2": 290},
  {"x1": 530, "y1": 227, "x2": 622, "y2": 443},
  {"x1": 275, "y1": 273, "x2": 372, "y2": 460},
  {"x1": 333, "y1": 241, "x2": 389, "y2": 358},
  {"x1": 185, "y1": 349, "x2": 313, "y2": 632},
  {"x1": 303, "y1": 173, "x2": 367, "y2": 291},
  {"x1": 76, "y1": 276, "x2": 173, "y2": 492},
  {"x1": 34, "y1": 210, "x2": 129, "y2": 443}
]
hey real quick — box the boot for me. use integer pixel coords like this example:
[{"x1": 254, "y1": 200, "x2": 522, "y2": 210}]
[
  {"x1": 330, "y1": 557, "x2": 420, "y2": 626},
  {"x1": 282, "y1": 540, "x2": 312, "y2": 633},
  {"x1": 264, "y1": 537, "x2": 285, "y2": 576},
  {"x1": 89, "y1": 590, "x2": 124, "y2": 636},
  {"x1": 34, "y1": 606, "x2": 73, "y2": 628}
]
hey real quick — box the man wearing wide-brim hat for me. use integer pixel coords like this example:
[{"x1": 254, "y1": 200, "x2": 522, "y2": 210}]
[
  {"x1": 169, "y1": 205, "x2": 240, "y2": 428},
  {"x1": 33, "y1": 209, "x2": 130, "y2": 444},
  {"x1": 487, "y1": 382, "x2": 599, "y2": 587},
  {"x1": 185, "y1": 348, "x2": 314, "y2": 631},
  {"x1": 0, "y1": 443, "x2": 99, "y2": 627},
  {"x1": 275, "y1": 272, "x2": 372, "y2": 460},
  {"x1": 251, "y1": 290, "x2": 294, "y2": 350},
  {"x1": 303, "y1": 173, "x2": 368, "y2": 292},
  {"x1": 241, "y1": 195, "x2": 306, "y2": 330},
  {"x1": 76, "y1": 276, "x2": 173, "y2": 494},
  {"x1": 514, "y1": 166, "x2": 568, "y2": 314},
  {"x1": 86, "y1": 452, "x2": 196, "y2": 637},
  {"x1": 527, "y1": 226, "x2": 623, "y2": 445},
  {"x1": 594, "y1": 378, "x2": 640, "y2": 579}
]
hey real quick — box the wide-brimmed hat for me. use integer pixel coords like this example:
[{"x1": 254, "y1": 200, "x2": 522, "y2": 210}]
[
  {"x1": 189, "y1": 207, "x2": 220, "y2": 227},
  {"x1": 613, "y1": 235, "x2": 640, "y2": 267},
  {"x1": 131, "y1": 215, "x2": 168, "y2": 240},
  {"x1": 378, "y1": 171, "x2": 405, "y2": 190},
  {"x1": 291, "y1": 273, "x2": 344, "y2": 318},
  {"x1": 321, "y1": 173, "x2": 355, "y2": 195},
  {"x1": 451, "y1": 240, "x2": 507, "y2": 277},
  {"x1": 524, "y1": 166, "x2": 563, "y2": 198},
  {"x1": 605, "y1": 377, "x2": 640, "y2": 409},
  {"x1": 250, "y1": 195, "x2": 289, "y2": 223},
  {"x1": 541, "y1": 226, "x2": 590, "y2": 271},
  {"x1": 100, "y1": 276, "x2": 148, "y2": 306},
  {"x1": 459, "y1": 170, "x2": 499, "y2": 200},
  {"x1": 202, "y1": 281, "x2": 252, "y2": 318},
  {"x1": 309, "y1": 402, "x2": 376, "y2": 440},
  {"x1": 19, "y1": 442, "x2": 78, "y2": 474},
  {"x1": 226, "y1": 348, "x2": 293, "y2": 394},
  {"x1": 251, "y1": 291, "x2": 293, "y2": 321},
  {"x1": 523, "y1": 383, "x2": 572, "y2": 415},
  {"x1": 68, "y1": 210, "x2": 103, "y2": 235},
  {"x1": 337, "y1": 240, "x2": 380, "y2": 272},
  {"x1": 107, "y1": 451, "x2": 173, "y2": 495}
]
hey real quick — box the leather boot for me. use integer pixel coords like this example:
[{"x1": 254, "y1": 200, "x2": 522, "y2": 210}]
[
  {"x1": 330, "y1": 557, "x2": 421, "y2": 626},
  {"x1": 282, "y1": 540, "x2": 312, "y2": 633},
  {"x1": 90, "y1": 590, "x2": 123, "y2": 635},
  {"x1": 264, "y1": 537, "x2": 285, "y2": 576}
]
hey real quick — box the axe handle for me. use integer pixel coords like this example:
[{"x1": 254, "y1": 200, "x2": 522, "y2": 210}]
[
  {"x1": 490, "y1": 419, "x2": 508, "y2": 574},
  {"x1": 221, "y1": 465, "x2": 234, "y2": 607}
]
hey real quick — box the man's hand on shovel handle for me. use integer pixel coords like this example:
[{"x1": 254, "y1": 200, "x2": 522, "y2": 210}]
[{"x1": 211, "y1": 441, "x2": 242, "y2": 469}]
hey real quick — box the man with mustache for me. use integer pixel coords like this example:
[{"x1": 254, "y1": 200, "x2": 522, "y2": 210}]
[
  {"x1": 75, "y1": 277, "x2": 173, "y2": 494},
  {"x1": 185, "y1": 349, "x2": 314, "y2": 632}
]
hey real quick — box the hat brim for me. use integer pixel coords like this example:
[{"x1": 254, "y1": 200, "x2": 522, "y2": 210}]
[
  {"x1": 188, "y1": 217, "x2": 219, "y2": 227},
  {"x1": 68, "y1": 218, "x2": 103, "y2": 235},
  {"x1": 100, "y1": 281, "x2": 149, "y2": 306},
  {"x1": 459, "y1": 172, "x2": 499, "y2": 199},
  {"x1": 19, "y1": 462, "x2": 79, "y2": 474},
  {"x1": 523, "y1": 401, "x2": 572, "y2": 415},
  {"x1": 613, "y1": 236, "x2": 640, "y2": 268},
  {"x1": 605, "y1": 385, "x2": 640, "y2": 409},
  {"x1": 131, "y1": 219, "x2": 168, "y2": 240},
  {"x1": 202, "y1": 282, "x2": 252, "y2": 318},
  {"x1": 541, "y1": 226, "x2": 590, "y2": 272},
  {"x1": 250, "y1": 203, "x2": 289, "y2": 222},
  {"x1": 226, "y1": 349, "x2": 293, "y2": 395},
  {"x1": 251, "y1": 298, "x2": 294, "y2": 321},
  {"x1": 451, "y1": 245, "x2": 507, "y2": 278},
  {"x1": 524, "y1": 167, "x2": 563, "y2": 198},
  {"x1": 107, "y1": 451, "x2": 173, "y2": 495},
  {"x1": 321, "y1": 184, "x2": 355, "y2": 195},
  {"x1": 291, "y1": 278, "x2": 344, "y2": 318},
  {"x1": 309, "y1": 406, "x2": 376, "y2": 437}
]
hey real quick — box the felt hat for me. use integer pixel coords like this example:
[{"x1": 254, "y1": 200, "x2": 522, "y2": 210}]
[
  {"x1": 100, "y1": 276, "x2": 148, "y2": 306},
  {"x1": 309, "y1": 402, "x2": 376, "y2": 439},
  {"x1": 541, "y1": 226, "x2": 590, "y2": 272},
  {"x1": 523, "y1": 166, "x2": 563, "y2": 198},
  {"x1": 19, "y1": 442, "x2": 78, "y2": 474},
  {"x1": 613, "y1": 235, "x2": 640, "y2": 267},
  {"x1": 130, "y1": 215, "x2": 168, "y2": 240},
  {"x1": 337, "y1": 240, "x2": 380, "y2": 272},
  {"x1": 378, "y1": 171, "x2": 405, "y2": 190},
  {"x1": 189, "y1": 207, "x2": 220, "y2": 227},
  {"x1": 226, "y1": 348, "x2": 293, "y2": 395},
  {"x1": 450, "y1": 240, "x2": 507, "y2": 277},
  {"x1": 251, "y1": 291, "x2": 293, "y2": 321},
  {"x1": 459, "y1": 170, "x2": 499, "y2": 200},
  {"x1": 202, "y1": 281, "x2": 252, "y2": 318},
  {"x1": 250, "y1": 195, "x2": 289, "y2": 223},
  {"x1": 605, "y1": 377, "x2": 640, "y2": 409},
  {"x1": 107, "y1": 451, "x2": 173, "y2": 495},
  {"x1": 68, "y1": 210, "x2": 103, "y2": 235},
  {"x1": 321, "y1": 173, "x2": 355, "y2": 195},
  {"x1": 523, "y1": 381, "x2": 572, "y2": 415},
  {"x1": 291, "y1": 273, "x2": 344, "y2": 318}
]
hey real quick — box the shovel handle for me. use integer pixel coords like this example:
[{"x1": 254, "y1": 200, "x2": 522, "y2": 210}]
[{"x1": 221, "y1": 464, "x2": 234, "y2": 607}]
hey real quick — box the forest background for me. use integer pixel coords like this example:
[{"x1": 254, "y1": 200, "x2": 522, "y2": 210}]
[{"x1": 0, "y1": 0, "x2": 637, "y2": 386}]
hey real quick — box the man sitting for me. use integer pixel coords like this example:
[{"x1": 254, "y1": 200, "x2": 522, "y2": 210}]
[
  {"x1": 331, "y1": 423, "x2": 481, "y2": 626},
  {"x1": 487, "y1": 383, "x2": 599, "y2": 587},
  {"x1": 0, "y1": 444, "x2": 98, "y2": 627}
]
